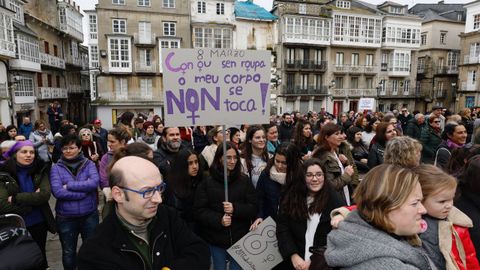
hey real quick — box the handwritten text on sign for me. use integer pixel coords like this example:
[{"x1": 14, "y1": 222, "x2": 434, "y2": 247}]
[
  {"x1": 161, "y1": 49, "x2": 271, "y2": 126},
  {"x1": 227, "y1": 217, "x2": 283, "y2": 270}
]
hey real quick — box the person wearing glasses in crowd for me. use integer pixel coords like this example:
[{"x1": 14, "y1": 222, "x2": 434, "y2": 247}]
[
  {"x1": 50, "y1": 134, "x2": 100, "y2": 270},
  {"x1": 78, "y1": 156, "x2": 210, "y2": 270},
  {"x1": 420, "y1": 116, "x2": 443, "y2": 164}
]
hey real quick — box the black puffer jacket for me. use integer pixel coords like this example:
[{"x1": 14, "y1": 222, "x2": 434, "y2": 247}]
[{"x1": 194, "y1": 170, "x2": 257, "y2": 248}]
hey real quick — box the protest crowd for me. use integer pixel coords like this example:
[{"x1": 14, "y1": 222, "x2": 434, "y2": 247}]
[{"x1": 1, "y1": 105, "x2": 480, "y2": 270}]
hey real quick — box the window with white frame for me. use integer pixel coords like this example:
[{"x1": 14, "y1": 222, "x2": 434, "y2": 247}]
[
  {"x1": 335, "y1": 52, "x2": 344, "y2": 65},
  {"x1": 474, "y1": 14, "x2": 480, "y2": 30},
  {"x1": 115, "y1": 78, "x2": 128, "y2": 99},
  {"x1": 314, "y1": 49, "x2": 322, "y2": 64},
  {"x1": 14, "y1": 76, "x2": 34, "y2": 97},
  {"x1": 392, "y1": 80, "x2": 398, "y2": 93},
  {"x1": 440, "y1": 31, "x2": 447, "y2": 45},
  {"x1": 437, "y1": 81, "x2": 443, "y2": 97},
  {"x1": 350, "y1": 77, "x2": 358, "y2": 88},
  {"x1": 284, "y1": 16, "x2": 331, "y2": 42},
  {"x1": 470, "y1": 43, "x2": 480, "y2": 58},
  {"x1": 351, "y1": 53, "x2": 359, "y2": 66},
  {"x1": 366, "y1": 77, "x2": 373, "y2": 88},
  {"x1": 333, "y1": 15, "x2": 381, "y2": 44},
  {"x1": 391, "y1": 51, "x2": 410, "y2": 72},
  {"x1": 390, "y1": 7, "x2": 403, "y2": 14},
  {"x1": 16, "y1": 33, "x2": 40, "y2": 63},
  {"x1": 70, "y1": 40, "x2": 78, "y2": 58},
  {"x1": 404, "y1": 80, "x2": 410, "y2": 92},
  {"x1": 421, "y1": 33, "x2": 426, "y2": 45},
  {"x1": 447, "y1": 51, "x2": 458, "y2": 68},
  {"x1": 90, "y1": 45, "x2": 99, "y2": 68},
  {"x1": 9, "y1": 0, "x2": 23, "y2": 24},
  {"x1": 286, "y1": 48, "x2": 295, "y2": 64},
  {"x1": 112, "y1": 19, "x2": 126, "y2": 34},
  {"x1": 163, "y1": 22, "x2": 175, "y2": 36},
  {"x1": 315, "y1": 74, "x2": 322, "y2": 89},
  {"x1": 197, "y1": 1, "x2": 206, "y2": 13},
  {"x1": 366, "y1": 54, "x2": 373, "y2": 66},
  {"x1": 112, "y1": 0, "x2": 125, "y2": 5},
  {"x1": 138, "y1": 22, "x2": 151, "y2": 43},
  {"x1": 335, "y1": 76, "x2": 344, "y2": 88},
  {"x1": 163, "y1": 0, "x2": 174, "y2": 8},
  {"x1": 138, "y1": 0, "x2": 150, "y2": 7},
  {"x1": 216, "y1": 3, "x2": 224, "y2": 15},
  {"x1": 299, "y1": 4, "x2": 306, "y2": 14},
  {"x1": 140, "y1": 79, "x2": 152, "y2": 98},
  {"x1": 89, "y1": 15, "x2": 97, "y2": 40},
  {"x1": 300, "y1": 74, "x2": 308, "y2": 89},
  {"x1": 0, "y1": 13, "x2": 14, "y2": 46},
  {"x1": 194, "y1": 27, "x2": 231, "y2": 48},
  {"x1": 109, "y1": 37, "x2": 131, "y2": 70},
  {"x1": 384, "y1": 26, "x2": 420, "y2": 45},
  {"x1": 139, "y1": 49, "x2": 152, "y2": 67},
  {"x1": 468, "y1": 70, "x2": 476, "y2": 85},
  {"x1": 336, "y1": 0, "x2": 350, "y2": 9},
  {"x1": 417, "y1": 57, "x2": 425, "y2": 70}
]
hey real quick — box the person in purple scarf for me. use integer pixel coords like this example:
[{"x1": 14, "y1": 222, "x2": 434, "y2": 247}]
[
  {"x1": 435, "y1": 123, "x2": 469, "y2": 170},
  {"x1": 0, "y1": 140, "x2": 56, "y2": 269}
]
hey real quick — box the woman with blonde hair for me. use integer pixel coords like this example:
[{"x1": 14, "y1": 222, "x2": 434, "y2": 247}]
[
  {"x1": 384, "y1": 136, "x2": 422, "y2": 168},
  {"x1": 325, "y1": 164, "x2": 434, "y2": 269},
  {"x1": 78, "y1": 128, "x2": 103, "y2": 165}
]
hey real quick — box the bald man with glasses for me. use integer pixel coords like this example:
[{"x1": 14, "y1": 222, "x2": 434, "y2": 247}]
[{"x1": 78, "y1": 156, "x2": 210, "y2": 270}]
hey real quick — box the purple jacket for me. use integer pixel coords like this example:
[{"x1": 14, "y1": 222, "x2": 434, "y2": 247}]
[
  {"x1": 99, "y1": 151, "x2": 113, "y2": 188},
  {"x1": 50, "y1": 158, "x2": 99, "y2": 217}
]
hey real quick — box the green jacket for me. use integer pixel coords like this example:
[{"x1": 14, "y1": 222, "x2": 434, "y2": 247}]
[
  {"x1": 0, "y1": 159, "x2": 56, "y2": 233},
  {"x1": 420, "y1": 125, "x2": 442, "y2": 164},
  {"x1": 312, "y1": 148, "x2": 354, "y2": 205}
]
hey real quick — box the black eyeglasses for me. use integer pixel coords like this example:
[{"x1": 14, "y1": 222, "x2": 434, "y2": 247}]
[
  {"x1": 433, "y1": 121, "x2": 441, "y2": 123},
  {"x1": 119, "y1": 182, "x2": 166, "y2": 199}
]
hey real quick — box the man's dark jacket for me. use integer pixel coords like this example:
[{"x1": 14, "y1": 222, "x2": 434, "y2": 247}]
[
  {"x1": 77, "y1": 205, "x2": 210, "y2": 270},
  {"x1": 404, "y1": 118, "x2": 425, "y2": 140},
  {"x1": 278, "y1": 121, "x2": 293, "y2": 142}
]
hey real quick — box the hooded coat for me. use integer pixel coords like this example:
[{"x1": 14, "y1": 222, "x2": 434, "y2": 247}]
[{"x1": 325, "y1": 210, "x2": 434, "y2": 270}]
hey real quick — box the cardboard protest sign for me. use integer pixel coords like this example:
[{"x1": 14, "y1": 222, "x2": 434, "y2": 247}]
[
  {"x1": 161, "y1": 48, "x2": 271, "y2": 127},
  {"x1": 227, "y1": 217, "x2": 283, "y2": 270},
  {"x1": 358, "y1": 98, "x2": 375, "y2": 112}
]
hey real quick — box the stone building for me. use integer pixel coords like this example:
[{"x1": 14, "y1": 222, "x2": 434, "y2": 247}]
[
  {"x1": 88, "y1": 0, "x2": 191, "y2": 129},
  {"x1": 272, "y1": 0, "x2": 422, "y2": 115},
  {"x1": 458, "y1": 0, "x2": 480, "y2": 111},
  {"x1": 410, "y1": 2, "x2": 465, "y2": 112}
]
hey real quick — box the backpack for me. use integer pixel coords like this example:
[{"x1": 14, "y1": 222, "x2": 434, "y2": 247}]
[{"x1": 0, "y1": 214, "x2": 44, "y2": 270}]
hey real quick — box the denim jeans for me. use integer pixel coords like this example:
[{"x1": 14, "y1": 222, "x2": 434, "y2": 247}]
[
  {"x1": 56, "y1": 211, "x2": 99, "y2": 270},
  {"x1": 209, "y1": 244, "x2": 241, "y2": 270}
]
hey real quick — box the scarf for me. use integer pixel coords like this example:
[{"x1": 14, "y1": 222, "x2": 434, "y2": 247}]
[
  {"x1": 446, "y1": 139, "x2": 464, "y2": 149},
  {"x1": 81, "y1": 141, "x2": 97, "y2": 159},
  {"x1": 141, "y1": 133, "x2": 156, "y2": 145},
  {"x1": 61, "y1": 152, "x2": 86, "y2": 175},
  {"x1": 35, "y1": 129, "x2": 50, "y2": 137},
  {"x1": 269, "y1": 166, "x2": 286, "y2": 185}
]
